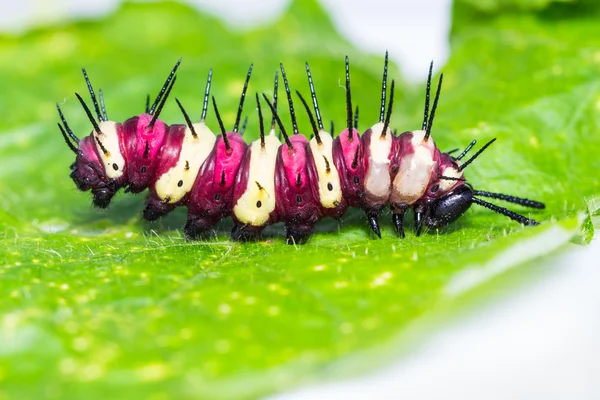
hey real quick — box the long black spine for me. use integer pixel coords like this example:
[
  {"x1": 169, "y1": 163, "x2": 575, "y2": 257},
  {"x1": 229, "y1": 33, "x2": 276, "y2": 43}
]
[
  {"x1": 379, "y1": 50, "x2": 388, "y2": 122},
  {"x1": 233, "y1": 64, "x2": 253, "y2": 132},
  {"x1": 472, "y1": 197, "x2": 539, "y2": 226},
  {"x1": 201, "y1": 69, "x2": 212, "y2": 122},
  {"x1": 149, "y1": 58, "x2": 181, "y2": 115},
  {"x1": 473, "y1": 191, "x2": 545, "y2": 209},
  {"x1": 81, "y1": 68, "x2": 103, "y2": 122}
]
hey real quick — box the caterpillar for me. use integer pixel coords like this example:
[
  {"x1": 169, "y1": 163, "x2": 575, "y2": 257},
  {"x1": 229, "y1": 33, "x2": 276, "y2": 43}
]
[{"x1": 56, "y1": 53, "x2": 545, "y2": 244}]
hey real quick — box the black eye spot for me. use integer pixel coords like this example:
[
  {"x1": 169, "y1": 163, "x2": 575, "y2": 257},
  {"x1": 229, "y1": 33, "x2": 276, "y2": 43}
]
[
  {"x1": 112, "y1": 163, "x2": 118, "y2": 171},
  {"x1": 141, "y1": 167, "x2": 147, "y2": 173},
  {"x1": 177, "y1": 180, "x2": 183, "y2": 187},
  {"x1": 391, "y1": 166, "x2": 399, "y2": 174},
  {"x1": 353, "y1": 176, "x2": 359, "y2": 184},
  {"x1": 296, "y1": 195, "x2": 302, "y2": 203},
  {"x1": 214, "y1": 193, "x2": 221, "y2": 201},
  {"x1": 327, "y1": 183, "x2": 333, "y2": 191},
  {"x1": 431, "y1": 184, "x2": 439, "y2": 193},
  {"x1": 256, "y1": 200, "x2": 262, "y2": 208}
]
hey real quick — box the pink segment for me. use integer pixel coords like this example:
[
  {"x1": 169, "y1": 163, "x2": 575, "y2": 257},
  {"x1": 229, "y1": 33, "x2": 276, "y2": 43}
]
[
  {"x1": 136, "y1": 113, "x2": 168, "y2": 162},
  {"x1": 338, "y1": 128, "x2": 361, "y2": 173},
  {"x1": 79, "y1": 135, "x2": 101, "y2": 166},
  {"x1": 280, "y1": 135, "x2": 309, "y2": 188},
  {"x1": 213, "y1": 133, "x2": 247, "y2": 187},
  {"x1": 151, "y1": 124, "x2": 185, "y2": 185}
]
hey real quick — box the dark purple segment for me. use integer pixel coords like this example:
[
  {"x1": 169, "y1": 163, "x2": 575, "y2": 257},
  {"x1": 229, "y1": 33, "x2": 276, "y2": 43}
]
[
  {"x1": 185, "y1": 133, "x2": 247, "y2": 239},
  {"x1": 332, "y1": 127, "x2": 364, "y2": 209},
  {"x1": 122, "y1": 113, "x2": 168, "y2": 193},
  {"x1": 143, "y1": 124, "x2": 186, "y2": 221},
  {"x1": 275, "y1": 135, "x2": 321, "y2": 242},
  {"x1": 70, "y1": 136, "x2": 104, "y2": 191}
]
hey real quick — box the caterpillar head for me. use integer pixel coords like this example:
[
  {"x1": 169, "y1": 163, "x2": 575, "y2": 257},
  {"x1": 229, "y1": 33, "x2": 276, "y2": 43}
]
[
  {"x1": 423, "y1": 138, "x2": 543, "y2": 230},
  {"x1": 56, "y1": 69, "x2": 125, "y2": 209}
]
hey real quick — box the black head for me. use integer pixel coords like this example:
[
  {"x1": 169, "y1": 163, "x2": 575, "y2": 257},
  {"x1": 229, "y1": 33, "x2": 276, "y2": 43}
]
[
  {"x1": 424, "y1": 184, "x2": 473, "y2": 229},
  {"x1": 423, "y1": 183, "x2": 545, "y2": 230}
]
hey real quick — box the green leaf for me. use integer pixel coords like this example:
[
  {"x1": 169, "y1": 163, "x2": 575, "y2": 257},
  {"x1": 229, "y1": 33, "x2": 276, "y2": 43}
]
[{"x1": 0, "y1": 1, "x2": 597, "y2": 398}]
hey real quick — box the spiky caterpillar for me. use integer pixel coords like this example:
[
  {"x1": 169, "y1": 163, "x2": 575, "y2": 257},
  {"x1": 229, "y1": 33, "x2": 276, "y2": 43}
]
[{"x1": 56, "y1": 54, "x2": 545, "y2": 244}]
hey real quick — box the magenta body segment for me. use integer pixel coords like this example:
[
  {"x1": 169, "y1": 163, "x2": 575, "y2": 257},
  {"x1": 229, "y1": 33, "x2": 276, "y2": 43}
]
[
  {"x1": 143, "y1": 124, "x2": 186, "y2": 220},
  {"x1": 184, "y1": 133, "x2": 247, "y2": 237},
  {"x1": 422, "y1": 151, "x2": 464, "y2": 201},
  {"x1": 71, "y1": 135, "x2": 105, "y2": 191},
  {"x1": 275, "y1": 135, "x2": 321, "y2": 240},
  {"x1": 213, "y1": 134, "x2": 247, "y2": 188},
  {"x1": 332, "y1": 128, "x2": 364, "y2": 209},
  {"x1": 122, "y1": 113, "x2": 169, "y2": 193}
]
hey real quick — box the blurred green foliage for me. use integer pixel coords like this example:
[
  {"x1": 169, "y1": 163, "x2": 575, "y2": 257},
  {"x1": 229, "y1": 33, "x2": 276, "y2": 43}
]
[{"x1": 0, "y1": 0, "x2": 598, "y2": 398}]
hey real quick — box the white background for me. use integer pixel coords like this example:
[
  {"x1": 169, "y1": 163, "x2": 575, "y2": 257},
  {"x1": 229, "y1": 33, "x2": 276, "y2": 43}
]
[{"x1": 2, "y1": 1, "x2": 599, "y2": 399}]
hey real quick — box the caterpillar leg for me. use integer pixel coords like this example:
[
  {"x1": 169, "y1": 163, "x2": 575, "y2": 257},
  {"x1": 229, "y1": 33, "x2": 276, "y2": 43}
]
[
  {"x1": 143, "y1": 196, "x2": 176, "y2": 221},
  {"x1": 366, "y1": 210, "x2": 382, "y2": 239},
  {"x1": 231, "y1": 223, "x2": 263, "y2": 242},
  {"x1": 91, "y1": 185, "x2": 118, "y2": 209},
  {"x1": 183, "y1": 215, "x2": 216, "y2": 240},
  {"x1": 285, "y1": 223, "x2": 314, "y2": 245},
  {"x1": 414, "y1": 204, "x2": 426, "y2": 237},
  {"x1": 391, "y1": 205, "x2": 408, "y2": 239}
]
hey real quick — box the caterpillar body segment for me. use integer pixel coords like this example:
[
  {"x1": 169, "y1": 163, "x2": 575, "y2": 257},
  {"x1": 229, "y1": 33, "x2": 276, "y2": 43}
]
[
  {"x1": 92, "y1": 121, "x2": 126, "y2": 181},
  {"x1": 231, "y1": 134, "x2": 281, "y2": 240},
  {"x1": 56, "y1": 55, "x2": 545, "y2": 244},
  {"x1": 331, "y1": 126, "x2": 364, "y2": 210},
  {"x1": 275, "y1": 134, "x2": 321, "y2": 244},
  {"x1": 185, "y1": 133, "x2": 247, "y2": 239}
]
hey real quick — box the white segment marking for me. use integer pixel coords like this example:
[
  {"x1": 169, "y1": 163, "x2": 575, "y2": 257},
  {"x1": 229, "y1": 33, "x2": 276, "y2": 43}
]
[
  {"x1": 155, "y1": 123, "x2": 216, "y2": 203},
  {"x1": 364, "y1": 121, "x2": 393, "y2": 201},
  {"x1": 438, "y1": 163, "x2": 464, "y2": 193},
  {"x1": 94, "y1": 121, "x2": 125, "y2": 180},
  {"x1": 391, "y1": 129, "x2": 436, "y2": 205},
  {"x1": 233, "y1": 135, "x2": 281, "y2": 226},
  {"x1": 309, "y1": 131, "x2": 342, "y2": 208}
]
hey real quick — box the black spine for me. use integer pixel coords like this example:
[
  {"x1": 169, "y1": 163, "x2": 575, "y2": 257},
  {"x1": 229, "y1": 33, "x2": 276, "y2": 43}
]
[
  {"x1": 280, "y1": 63, "x2": 299, "y2": 135},
  {"x1": 81, "y1": 68, "x2": 103, "y2": 122},
  {"x1": 345, "y1": 55, "x2": 353, "y2": 140},
  {"x1": 472, "y1": 197, "x2": 539, "y2": 226},
  {"x1": 472, "y1": 190, "x2": 545, "y2": 209},
  {"x1": 422, "y1": 61, "x2": 433, "y2": 130},
  {"x1": 233, "y1": 64, "x2": 253, "y2": 132},
  {"x1": 149, "y1": 58, "x2": 181, "y2": 115},
  {"x1": 201, "y1": 69, "x2": 212, "y2": 122},
  {"x1": 458, "y1": 138, "x2": 496, "y2": 171},
  {"x1": 262, "y1": 93, "x2": 291, "y2": 148},
  {"x1": 295, "y1": 90, "x2": 320, "y2": 143},
  {"x1": 175, "y1": 98, "x2": 198, "y2": 138},
  {"x1": 305, "y1": 62, "x2": 323, "y2": 130},
  {"x1": 255, "y1": 92, "x2": 265, "y2": 148},
  {"x1": 425, "y1": 73, "x2": 443, "y2": 140},
  {"x1": 379, "y1": 50, "x2": 388, "y2": 122},
  {"x1": 380, "y1": 80, "x2": 395, "y2": 138},
  {"x1": 149, "y1": 75, "x2": 177, "y2": 129},
  {"x1": 211, "y1": 96, "x2": 230, "y2": 150},
  {"x1": 75, "y1": 93, "x2": 102, "y2": 135}
]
